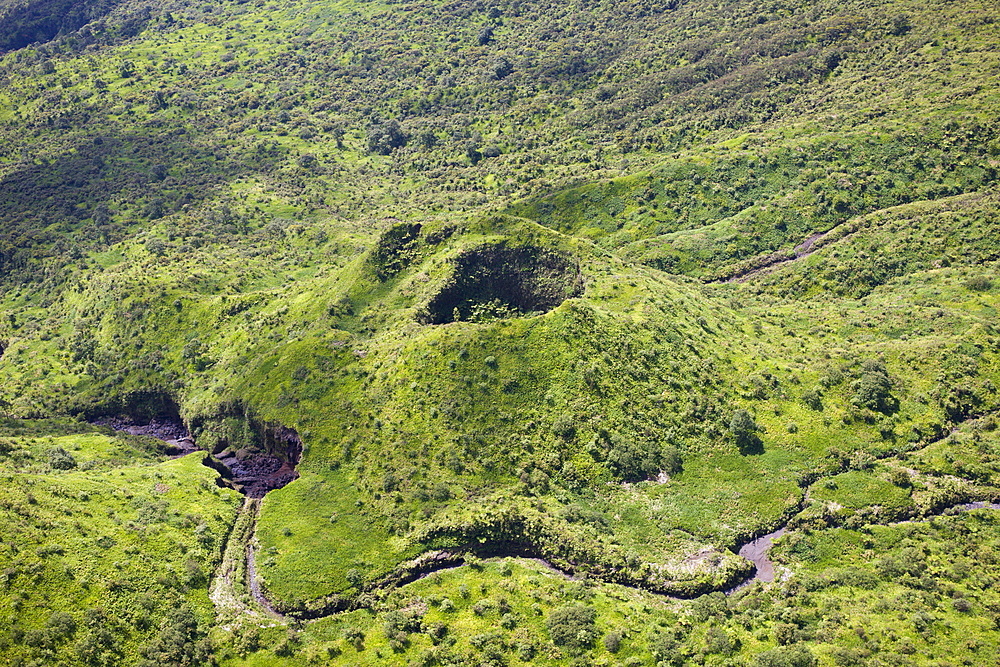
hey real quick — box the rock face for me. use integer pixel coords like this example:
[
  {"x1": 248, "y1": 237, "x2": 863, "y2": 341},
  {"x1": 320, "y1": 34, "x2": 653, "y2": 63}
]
[
  {"x1": 94, "y1": 405, "x2": 302, "y2": 498},
  {"x1": 92, "y1": 416, "x2": 198, "y2": 456},
  {"x1": 215, "y1": 451, "x2": 299, "y2": 498}
]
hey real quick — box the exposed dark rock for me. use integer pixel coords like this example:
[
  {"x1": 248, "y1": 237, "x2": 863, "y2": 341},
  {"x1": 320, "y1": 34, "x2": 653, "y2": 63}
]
[{"x1": 214, "y1": 450, "x2": 298, "y2": 498}]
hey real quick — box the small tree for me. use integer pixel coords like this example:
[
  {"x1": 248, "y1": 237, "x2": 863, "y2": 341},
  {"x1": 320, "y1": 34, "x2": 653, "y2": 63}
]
[
  {"x1": 754, "y1": 645, "x2": 817, "y2": 667},
  {"x1": 851, "y1": 360, "x2": 895, "y2": 413},
  {"x1": 801, "y1": 389, "x2": 823, "y2": 411},
  {"x1": 546, "y1": 604, "x2": 597, "y2": 650},
  {"x1": 366, "y1": 119, "x2": 407, "y2": 155},
  {"x1": 48, "y1": 447, "x2": 77, "y2": 470},
  {"x1": 730, "y1": 409, "x2": 762, "y2": 454}
]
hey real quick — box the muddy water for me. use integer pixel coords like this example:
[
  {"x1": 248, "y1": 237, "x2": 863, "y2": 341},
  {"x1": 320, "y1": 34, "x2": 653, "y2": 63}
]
[
  {"x1": 726, "y1": 501, "x2": 1000, "y2": 595},
  {"x1": 739, "y1": 528, "x2": 786, "y2": 583},
  {"x1": 725, "y1": 528, "x2": 786, "y2": 594},
  {"x1": 956, "y1": 501, "x2": 1000, "y2": 511}
]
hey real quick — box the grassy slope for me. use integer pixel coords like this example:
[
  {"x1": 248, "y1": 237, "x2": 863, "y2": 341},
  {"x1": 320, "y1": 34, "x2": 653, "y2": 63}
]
[
  {"x1": 0, "y1": 0, "x2": 999, "y2": 664},
  {"x1": 0, "y1": 419, "x2": 242, "y2": 665}
]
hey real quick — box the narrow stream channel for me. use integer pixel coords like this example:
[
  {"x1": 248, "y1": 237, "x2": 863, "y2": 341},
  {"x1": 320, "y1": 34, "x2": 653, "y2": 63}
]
[
  {"x1": 97, "y1": 415, "x2": 298, "y2": 620},
  {"x1": 724, "y1": 501, "x2": 1000, "y2": 594},
  {"x1": 97, "y1": 414, "x2": 1000, "y2": 615},
  {"x1": 726, "y1": 528, "x2": 787, "y2": 594}
]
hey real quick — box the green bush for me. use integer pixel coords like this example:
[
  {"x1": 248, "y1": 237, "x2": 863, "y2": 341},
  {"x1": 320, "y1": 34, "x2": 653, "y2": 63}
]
[
  {"x1": 851, "y1": 360, "x2": 896, "y2": 413},
  {"x1": 730, "y1": 409, "x2": 762, "y2": 454},
  {"x1": 754, "y1": 645, "x2": 817, "y2": 667},
  {"x1": 964, "y1": 275, "x2": 993, "y2": 292},
  {"x1": 546, "y1": 604, "x2": 597, "y2": 649},
  {"x1": 801, "y1": 389, "x2": 823, "y2": 411},
  {"x1": 603, "y1": 629, "x2": 623, "y2": 653},
  {"x1": 47, "y1": 447, "x2": 77, "y2": 470}
]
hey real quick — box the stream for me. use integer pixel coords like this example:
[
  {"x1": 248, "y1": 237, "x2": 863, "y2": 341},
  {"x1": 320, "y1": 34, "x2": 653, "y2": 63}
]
[
  {"x1": 724, "y1": 501, "x2": 1000, "y2": 594},
  {"x1": 726, "y1": 528, "x2": 787, "y2": 594},
  {"x1": 96, "y1": 415, "x2": 1000, "y2": 615},
  {"x1": 98, "y1": 415, "x2": 298, "y2": 620}
]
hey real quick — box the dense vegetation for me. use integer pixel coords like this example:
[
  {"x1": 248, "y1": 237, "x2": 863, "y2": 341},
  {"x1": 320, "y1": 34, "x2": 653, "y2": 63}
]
[{"x1": 1, "y1": 0, "x2": 999, "y2": 663}]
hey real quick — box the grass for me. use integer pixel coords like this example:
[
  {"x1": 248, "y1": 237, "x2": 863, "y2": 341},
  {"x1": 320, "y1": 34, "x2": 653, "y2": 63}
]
[
  {"x1": 0, "y1": 423, "x2": 241, "y2": 665},
  {"x1": 0, "y1": 0, "x2": 999, "y2": 663}
]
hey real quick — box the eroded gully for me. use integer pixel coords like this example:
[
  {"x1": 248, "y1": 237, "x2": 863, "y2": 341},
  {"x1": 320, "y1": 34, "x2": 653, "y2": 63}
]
[
  {"x1": 100, "y1": 416, "x2": 1000, "y2": 618},
  {"x1": 97, "y1": 416, "x2": 295, "y2": 623}
]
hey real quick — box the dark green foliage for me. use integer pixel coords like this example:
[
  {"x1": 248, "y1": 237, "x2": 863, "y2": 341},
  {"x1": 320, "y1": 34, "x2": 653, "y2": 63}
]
[
  {"x1": 730, "y1": 409, "x2": 762, "y2": 454},
  {"x1": 800, "y1": 390, "x2": 823, "y2": 411},
  {"x1": 965, "y1": 276, "x2": 993, "y2": 292},
  {"x1": 690, "y1": 592, "x2": 730, "y2": 622},
  {"x1": 546, "y1": 604, "x2": 597, "y2": 648},
  {"x1": 850, "y1": 360, "x2": 896, "y2": 414},
  {"x1": 607, "y1": 439, "x2": 682, "y2": 482},
  {"x1": 0, "y1": 0, "x2": 130, "y2": 52},
  {"x1": 369, "y1": 223, "x2": 423, "y2": 280},
  {"x1": 705, "y1": 625, "x2": 737, "y2": 655},
  {"x1": 383, "y1": 608, "x2": 423, "y2": 650},
  {"x1": 342, "y1": 627, "x2": 365, "y2": 651},
  {"x1": 753, "y1": 645, "x2": 817, "y2": 667},
  {"x1": 137, "y1": 607, "x2": 212, "y2": 667},
  {"x1": 366, "y1": 119, "x2": 408, "y2": 155},
  {"x1": 47, "y1": 446, "x2": 77, "y2": 469},
  {"x1": 490, "y1": 56, "x2": 513, "y2": 80},
  {"x1": 650, "y1": 629, "x2": 685, "y2": 666},
  {"x1": 420, "y1": 243, "x2": 583, "y2": 324}
]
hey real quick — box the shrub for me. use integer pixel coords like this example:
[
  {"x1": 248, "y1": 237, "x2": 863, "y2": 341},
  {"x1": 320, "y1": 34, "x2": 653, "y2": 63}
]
[
  {"x1": 138, "y1": 606, "x2": 212, "y2": 667},
  {"x1": 366, "y1": 119, "x2": 407, "y2": 155},
  {"x1": 964, "y1": 275, "x2": 992, "y2": 292},
  {"x1": 471, "y1": 599, "x2": 493, "y2": 616},
  {"x1": 801, "y1": 389, "x2": 823, "y2": 410},
  {"x1": 851, "y1": 360, "x2": 895, "y2": 413},
  {"x1": 705, "y1": 625, "x2": 738, "y2": 654},
  {"x1": 603, "y1": 629, "x2": 623, "y2": 653},
  {"x1": 730, "y1": 409, "x2": 762, "y2": 454},
  {"x1": 47, "y1": 447, "x2": 77, "y2": 469},
  {"x1": 546, "y1": 604, "x2": 597, "y2": 648},
  {"x1": 552, "y1": 416, "x2": 576, "y2": 439},
  {"x1": 342, "y1": 627, "x2": 365, "y2": 650},
  {"x1": 607, "y1": 438, "x2": 682, "y2": 481},
  {"x1": 650, "y1": 630, "x2": 683, "y2": 665},
  {"x1": 690, "y1": 592, "x2": 730, "y2": 622},
  {"x1": 754, "y1": 645, "x2": 817, "y2": 667}
]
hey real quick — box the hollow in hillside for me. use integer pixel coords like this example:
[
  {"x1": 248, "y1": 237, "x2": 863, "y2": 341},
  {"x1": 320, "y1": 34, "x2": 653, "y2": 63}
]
[{"x1": 421, "y1": 244, "x2": 583, "y2": 324}]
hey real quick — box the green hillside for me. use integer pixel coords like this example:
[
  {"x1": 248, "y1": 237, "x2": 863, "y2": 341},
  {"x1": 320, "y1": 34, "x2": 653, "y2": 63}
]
[{"x1": 1, "y1": 0, "x2": 1000, "y2": 664}]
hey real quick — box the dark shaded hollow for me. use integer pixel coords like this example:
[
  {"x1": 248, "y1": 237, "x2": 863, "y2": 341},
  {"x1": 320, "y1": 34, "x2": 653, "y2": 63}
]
[
  {"x1": 82, "y1": 389, "x2": 183, "y2": 424},
  {"x1": 421, "y1": 244, "x2": 583, "y2": 324},
  {"x1": 84, "y1": 393, "x2": 302, "y2": 496}
]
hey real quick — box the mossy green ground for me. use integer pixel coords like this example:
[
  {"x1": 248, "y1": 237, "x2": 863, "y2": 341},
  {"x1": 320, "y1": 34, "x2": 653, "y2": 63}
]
[
  {"x1": 0, "y1": 419, "x2": 241, "y2": 665},
  {"x1": 1, "y1": 0, "x2": 1000, "y2": 663}
]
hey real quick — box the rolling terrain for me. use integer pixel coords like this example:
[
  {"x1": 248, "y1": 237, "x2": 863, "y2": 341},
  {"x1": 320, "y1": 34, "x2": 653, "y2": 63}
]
[{"x1": 1, "y1": 0, "x2": 1000, "y2": 665}]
